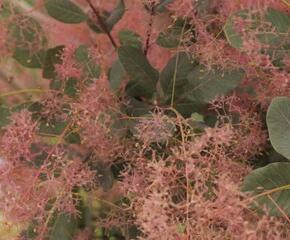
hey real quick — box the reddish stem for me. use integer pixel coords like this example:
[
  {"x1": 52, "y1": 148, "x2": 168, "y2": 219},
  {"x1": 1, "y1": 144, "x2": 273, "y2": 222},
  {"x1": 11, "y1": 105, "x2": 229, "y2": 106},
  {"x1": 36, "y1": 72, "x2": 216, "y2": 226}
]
[{"x1": 86, "y1": 0, "x2": 117, "y2": 49}]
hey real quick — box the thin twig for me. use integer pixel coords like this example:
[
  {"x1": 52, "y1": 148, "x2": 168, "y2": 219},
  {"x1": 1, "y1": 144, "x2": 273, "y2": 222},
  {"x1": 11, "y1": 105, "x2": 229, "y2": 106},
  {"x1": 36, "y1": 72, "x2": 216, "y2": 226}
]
[
  {"x1": 0, "y1": 88, "x2": 46, "y2": 98},
  {"x1": 281, "y1": 0, "x2": 290, "y2": 7},
  {"x1": 267, "y1": 194, "x2": 290, "y2": 224},
  {"x1": 86, "y1": 0, "x2": 117, "y2": 49},
  {"x1": 170, "y1": 19, "x2": 188, "y2": 108},
  {"x1": 144, "y1": 2, "x2": 155, "y2": 56}
]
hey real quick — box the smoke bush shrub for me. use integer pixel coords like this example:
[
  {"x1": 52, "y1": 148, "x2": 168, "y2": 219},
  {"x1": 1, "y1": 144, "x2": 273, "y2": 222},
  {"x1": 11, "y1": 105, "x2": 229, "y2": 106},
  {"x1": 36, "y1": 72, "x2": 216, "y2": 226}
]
[{"x1": 0, "y1": 0, "x2": 289, "y2": 239}]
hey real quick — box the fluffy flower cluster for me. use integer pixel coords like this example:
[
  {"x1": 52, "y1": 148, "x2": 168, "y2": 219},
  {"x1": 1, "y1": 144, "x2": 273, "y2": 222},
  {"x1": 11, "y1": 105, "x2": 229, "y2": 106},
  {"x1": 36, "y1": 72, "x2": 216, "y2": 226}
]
[
  {"x1": 120, "y1": 112, "x2": 288, "y2": 239},
  {"x1": 0, "y1": 0, "x2": 289, "y2": 239},
  {"x1": 0, "y1": 111, "x2": 94, "y2": 237},
  {"x1": 55, "y1": 44, "x2": 82, "y2": 80}
]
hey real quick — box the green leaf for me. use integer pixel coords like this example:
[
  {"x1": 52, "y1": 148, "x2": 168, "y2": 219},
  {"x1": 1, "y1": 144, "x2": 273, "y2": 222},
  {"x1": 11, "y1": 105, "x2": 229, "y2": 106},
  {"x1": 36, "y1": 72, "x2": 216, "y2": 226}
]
[
  {"x1": 160, "y1": 52, "x2": 196, "y2": 101},
  {"x1": 64, "y1": 78, "x2": 78, "y2": 97},
  {"x1": 0, "y1": 1, "x2": 12, "y2": 19},
  {"x1": 74, "y1": 45, "x2": 90, "y2": 63},
  {"x1": 190, "y1": 113, "x2": 204, "y2": 123},
  {"x1": 173, "y1": 100, "x2": 203, "y2": 118},
  {"x1": 187, "y1": 113, "x2": 206, "y2": 130},
  {"x1": 186, "y1": 66, "x2": 244, "y2": 103},
  {"x1": 118, "y1": 98, "x2": 152, "y2": 135},
  {"x1": 45, "y1": 0, "x2": 87, "y2": 24},
  {"x1": 157, "y1": 19, "x2": 188, "y2": 48},
  {"x1": 0, "y1": 105, "x2": 11, "y2": 128},
  {"x1": 85, "y1": 61, "x2": 100, "y2": 80},
  {"x1": 118, "y1": 46, "x2": 159, "y2": 99},
  {"x1": 224, "y1": 8, "x2": 290, "y2": 49},
  {"x1": 49, "y1": 214, "x2": 77, "y2": 240},
  {"x1": 88, "y1": 0, "x2": 125, "y2": 33},
  {"x1": 91, "y1": 161, "x2": 114, "y2": 191},
  {"x1": 266, "y1": 8, "x2": 290, "y2": 33},
  {"x1": 154, "y1": 0, "x2": 174, "y2": 13},
  {"x1": 177, "y1": 223, "x2": 186, "y2": 234},
  {"x1": 43, "y1": 136, "x2": 60, "y2": 145},
  {"x1": 13, "y1": 48, "x2": 46, "y2": 68},
  {"x1": 167, "y1": 65, "x2": 244, "y2": 117},
  {"x1": 119, "y1": 30, "x2": 142, "y2": 48},
  {"x1": 123, "y1": 97, "x2": 151, "y2": 117},
  {"x1": 266, "y1": 97, "x2": 290, "y2": 160},
  {"x1": 39, "y1": 120, "x2": 67, "y2": 136},
  {"x1": 87, "y1": 12, "x2": 109, "y2": 34},
  {"x1": 74, "y1": 45, "x2": 100, "y2": 81},
  {"x1": 9, "y1": 16, "x2": 46, "y2": 49},
  {"x1": 8, "y1": 15, "x2": 47, "y2": 68},
  {"x1": 105, "y1": 0, "x2": 125, "y2": 30},
  {"x1": 242, "y1": 162, "x2": 290, "y2": 216},
  {"x1": 109, "y1": 59, "x2": 125, "y2": 91},
  {"x1": 65, "y1": 132, "x2": 81, "y2": 144},
  {"x1": 223, "y1": 11, "x2": 247, "y2": 49},
  {"x1": 49, "y1": 79, "x2": 62, "y2": 91},
  {"x1": 43, "y1": 46, "x2": 64, "y2": 79},
  {"x1": 195, "y1": 0, "x2": 212, "y2": 15}
]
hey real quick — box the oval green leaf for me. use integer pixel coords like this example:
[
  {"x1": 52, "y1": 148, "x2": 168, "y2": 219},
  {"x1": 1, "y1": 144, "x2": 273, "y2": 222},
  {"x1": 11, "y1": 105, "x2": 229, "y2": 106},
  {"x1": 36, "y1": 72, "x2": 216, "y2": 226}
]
[
  {"x1": 267, "y1": 97, "x2": 290, "y2": 160},
  {"x1": 242, "y1": 162, "x2": 290, "y2": 216},
  {"x1": 118, "y1": 46, "x2": 159, "y2": 99},
  {"x1": 186, "y1": 66, "x2": 244, "y2": 103},
  {"x1": 45, "y1": 0, "x2": 87, "y2": 24}
]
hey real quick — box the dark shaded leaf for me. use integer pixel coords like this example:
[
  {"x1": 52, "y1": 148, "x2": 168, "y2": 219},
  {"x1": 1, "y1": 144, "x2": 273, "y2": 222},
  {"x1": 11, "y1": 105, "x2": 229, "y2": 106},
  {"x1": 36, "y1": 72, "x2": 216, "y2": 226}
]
[
  {"x1": 118, "y1": 46, "x2": 159, "y2": 99},
  {"x1": 123, "y1": 97, "x2": 152, "y2": 117},
  {"x1": 49, "y1": 213, "x2": 77, "y2": 240},
  {"x1": 43, "y1": 45, "x2": 64, "y2": 79},
  {"x1": 64, "y1": 78, "x2": 78, "y2": 98},
  {"x1": 39, "y1": 120, "x2": 67, "y2": 136},
  {"x1": 157, "y1": 19, "x2": 188, "y2": 48},
  {"x1": 65, "y1": 132, "x2": 81, "y2": 144},
  {"x1": 160, "y1": 52, "x2": 196, "y2": 102}
]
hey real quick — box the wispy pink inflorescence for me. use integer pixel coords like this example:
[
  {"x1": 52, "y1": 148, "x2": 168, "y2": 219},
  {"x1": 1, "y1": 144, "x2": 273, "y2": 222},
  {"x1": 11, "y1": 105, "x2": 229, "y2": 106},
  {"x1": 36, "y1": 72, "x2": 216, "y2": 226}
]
[
  {"x1": 72, "y1": 75, "x2": 122, "y2": 160},
  {"x1": 136, "y1": 189, "x2": 178, "y2": 240},
  {"x1": 134, "y1": 109, "x2": 174, "y2": 145},
  {"x1": 215, "y1": 0, "x2": 284, "y2": 16},
  {"x1": 167, "y1": 0, "x2": 195, "y2": 17},
  {"x1": 210, "y1": 95, "x2": 268, "y2": 159},
  {"x1": 55, "y1": 44, "x2": 82, "y2": 80},
  {"x1": 0, "y1": 110, "x2": 37, "y2": 164},
  {"x1": 40, "y1": 92, "x2": 68, "y2": 121},
  {"x1": 0, "y1": 166, "x2": 50, "y2": 223},
  {"x1": 49, "y1": 158, "x2": 95, "y2": 214},
  {"x1": 0, "y1": 1, "x2": 289, "y2": 239}
]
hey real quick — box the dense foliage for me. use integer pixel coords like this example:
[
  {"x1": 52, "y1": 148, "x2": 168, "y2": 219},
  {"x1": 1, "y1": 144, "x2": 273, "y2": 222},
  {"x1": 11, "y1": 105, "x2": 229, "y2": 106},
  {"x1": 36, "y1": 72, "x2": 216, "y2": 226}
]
[{"x1": 0, "y1": 0, "x2": 289, "y2": 239}]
